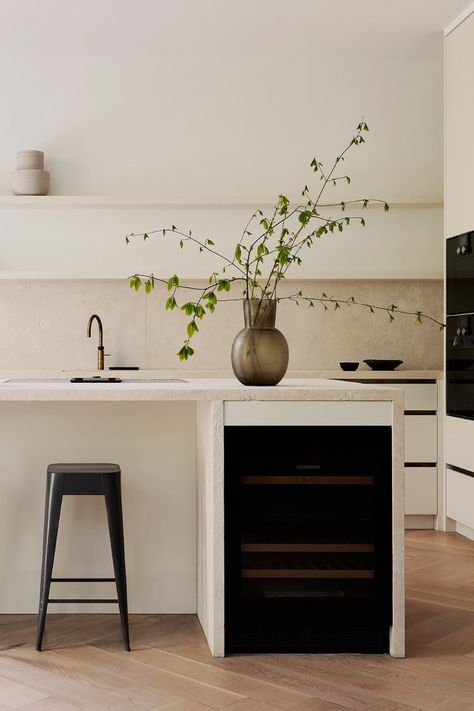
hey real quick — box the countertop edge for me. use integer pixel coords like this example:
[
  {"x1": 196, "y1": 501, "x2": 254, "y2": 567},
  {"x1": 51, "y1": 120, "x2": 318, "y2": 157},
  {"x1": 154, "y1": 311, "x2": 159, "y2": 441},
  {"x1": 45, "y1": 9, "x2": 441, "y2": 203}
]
[{"x1": 0, "y1": 377, "x2": 405, "y2": 404}]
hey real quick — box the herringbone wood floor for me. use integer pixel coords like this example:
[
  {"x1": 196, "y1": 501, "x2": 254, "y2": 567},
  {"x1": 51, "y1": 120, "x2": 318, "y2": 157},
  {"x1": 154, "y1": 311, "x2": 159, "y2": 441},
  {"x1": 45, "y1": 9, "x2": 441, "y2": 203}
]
[{"x1": 1, "y1": 531, "x2": 474, "y2": 710}]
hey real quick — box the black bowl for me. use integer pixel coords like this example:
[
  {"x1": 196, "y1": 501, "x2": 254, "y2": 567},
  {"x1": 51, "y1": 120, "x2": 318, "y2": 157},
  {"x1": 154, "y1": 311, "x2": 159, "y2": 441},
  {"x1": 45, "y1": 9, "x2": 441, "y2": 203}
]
[
  {"x1": 339, "y1": 361, "x2": 360, "y2": 371},
  {"x1": 363, "y1": 359, "x2": 403, "y2": 371}
]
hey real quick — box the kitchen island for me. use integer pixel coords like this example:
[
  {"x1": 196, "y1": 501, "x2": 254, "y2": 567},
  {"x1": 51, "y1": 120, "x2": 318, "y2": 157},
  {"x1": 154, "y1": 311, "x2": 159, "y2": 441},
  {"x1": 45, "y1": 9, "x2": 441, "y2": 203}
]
[{"x1": 0, "y1": 376, "x2": 404, "y2": 657}]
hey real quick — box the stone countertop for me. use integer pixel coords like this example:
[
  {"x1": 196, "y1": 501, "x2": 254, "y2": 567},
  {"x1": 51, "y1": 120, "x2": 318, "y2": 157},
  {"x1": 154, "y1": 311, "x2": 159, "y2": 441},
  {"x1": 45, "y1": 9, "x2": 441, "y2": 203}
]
[
  {"x1": 0, "y1": 368, "x2": 443, "y2": 380},
  {"x1": 0, "y1": 376, "x2": 405, "y2": 404}
]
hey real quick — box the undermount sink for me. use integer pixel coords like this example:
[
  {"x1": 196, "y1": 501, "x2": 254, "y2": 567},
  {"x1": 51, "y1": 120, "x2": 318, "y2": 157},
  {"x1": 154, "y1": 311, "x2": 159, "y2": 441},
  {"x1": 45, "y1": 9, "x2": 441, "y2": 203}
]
[{"x1": 131, "y1": 378, "x2": 188, "y2": 383}]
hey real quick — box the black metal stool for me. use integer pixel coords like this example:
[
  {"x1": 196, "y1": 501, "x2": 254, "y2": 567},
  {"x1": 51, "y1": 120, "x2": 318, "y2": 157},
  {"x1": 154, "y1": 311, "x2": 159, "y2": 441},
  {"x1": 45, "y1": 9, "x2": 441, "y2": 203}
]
[{"x1": 36, "y1": 463, "x2": 130, "y2": 651}]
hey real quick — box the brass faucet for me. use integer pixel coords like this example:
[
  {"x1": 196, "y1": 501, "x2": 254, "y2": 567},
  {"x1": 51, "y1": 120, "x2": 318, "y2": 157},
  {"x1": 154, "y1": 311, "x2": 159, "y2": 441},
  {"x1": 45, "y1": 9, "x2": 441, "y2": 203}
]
[{"x1": 87, "y1": 314, "x2": 109, "y2": 370}]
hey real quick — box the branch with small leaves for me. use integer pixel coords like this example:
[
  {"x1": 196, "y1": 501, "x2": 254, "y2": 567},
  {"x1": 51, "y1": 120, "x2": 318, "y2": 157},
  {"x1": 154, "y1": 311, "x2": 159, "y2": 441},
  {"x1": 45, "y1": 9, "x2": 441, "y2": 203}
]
[
  {"x1": 126, "y1": 118, "x2": 444, "y2": 359},
  {"x1": 281, "y1": 292, "x2": 445, "y2": 330}
]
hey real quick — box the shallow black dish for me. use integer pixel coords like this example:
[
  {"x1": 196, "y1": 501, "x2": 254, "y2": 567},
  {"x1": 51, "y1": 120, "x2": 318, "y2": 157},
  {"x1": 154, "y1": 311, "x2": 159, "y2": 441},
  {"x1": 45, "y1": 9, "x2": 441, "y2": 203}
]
[
  {"x1": 363, "y1": 359, "x2": 403, "y2": 371},
  {"x1": 339, "y1": 362, "x2": 360, "y2": 371}
]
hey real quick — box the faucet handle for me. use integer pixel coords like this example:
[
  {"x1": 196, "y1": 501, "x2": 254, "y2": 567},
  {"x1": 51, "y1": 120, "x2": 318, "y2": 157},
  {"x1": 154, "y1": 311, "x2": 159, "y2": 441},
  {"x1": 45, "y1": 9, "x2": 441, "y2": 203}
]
[{"x1": 97, "y1": 347, "x2": 110, "y2": 371}]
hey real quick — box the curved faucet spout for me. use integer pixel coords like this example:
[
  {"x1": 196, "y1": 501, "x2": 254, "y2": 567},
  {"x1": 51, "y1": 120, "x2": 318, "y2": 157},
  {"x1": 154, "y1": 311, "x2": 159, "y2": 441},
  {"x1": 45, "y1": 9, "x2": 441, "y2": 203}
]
[
  {"x1": 87, "y1": 314, "x2": 106, "y2": 369},
  {"x1": 87, "y1": 314, "x2": 103, "y2": 348}
]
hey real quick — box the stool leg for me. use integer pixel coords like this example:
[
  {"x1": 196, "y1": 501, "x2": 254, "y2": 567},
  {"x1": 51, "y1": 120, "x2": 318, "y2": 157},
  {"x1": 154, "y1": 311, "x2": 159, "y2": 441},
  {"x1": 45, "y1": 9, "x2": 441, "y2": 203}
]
[
  {"x1": 36, "y1": 473, "x2": 63, "y2": 651},
  {"x1": 104, "y1": 475, "x2": 131, "y2": 651}
]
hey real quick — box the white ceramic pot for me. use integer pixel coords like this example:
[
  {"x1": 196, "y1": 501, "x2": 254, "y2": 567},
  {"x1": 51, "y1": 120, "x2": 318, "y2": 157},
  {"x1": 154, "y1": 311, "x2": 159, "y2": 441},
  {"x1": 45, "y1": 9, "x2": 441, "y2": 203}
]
[
  {"x1": 11, "y1": 169, "x2": 50, "y2": 195},
  {"x1": 16, "y1": 150, "x2": 44, "y2": 170}
]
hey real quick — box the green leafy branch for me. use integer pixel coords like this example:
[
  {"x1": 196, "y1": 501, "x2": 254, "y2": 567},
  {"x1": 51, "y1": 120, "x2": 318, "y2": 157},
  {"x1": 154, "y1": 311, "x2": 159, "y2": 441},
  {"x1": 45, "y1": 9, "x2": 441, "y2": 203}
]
[
  {"x1": 282, "y1": 292, "x2": 445, "y2": 329},
  {"x1": 126, "y1": 118, "x2": 443, "y2": 360},
  {"x1": 129, "y1": 272, "x2": 245, "y2": 360}
]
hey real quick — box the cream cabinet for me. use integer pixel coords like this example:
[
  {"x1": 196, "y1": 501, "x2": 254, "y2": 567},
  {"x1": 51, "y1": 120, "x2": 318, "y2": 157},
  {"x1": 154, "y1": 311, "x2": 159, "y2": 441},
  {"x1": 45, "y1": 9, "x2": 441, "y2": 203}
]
[
  {"x1": 445, "y1": 11, "x2": 474, "y2": 238},
  {"x1": 444, "y1": 8, "x2": 474, "y2": 539},
  {"x1": 445, "y1": 416, "x2": 474, "y2": 538},
  {"x1": 405, "y1": 467, "x2": 438, "y2": 515},
  {"x1": 447, "y1": 467, "x2": 474, "y2": 530},
  {"x1": 343, "y1": 378, "x2": 440, "y2": 528},
  {"x1": 402, "y1": 388, "x2": 438, "y2": 525},
  {"x1": 405, "y1": 415, "x2": 437, "y2": 463}
]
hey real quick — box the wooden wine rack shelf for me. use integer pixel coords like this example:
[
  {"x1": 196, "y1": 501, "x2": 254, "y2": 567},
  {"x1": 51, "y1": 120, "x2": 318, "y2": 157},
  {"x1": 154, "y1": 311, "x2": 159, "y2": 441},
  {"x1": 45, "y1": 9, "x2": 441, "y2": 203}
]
[
  {"x1": 241, "y1": 475, "x2": 375, "y2": 485},
  {"x1": 241, "y1": 570, "x2": 375, "y2": 579},
  {"x1": 241, "y1": 543, "x2": 375, "y2": 553}
]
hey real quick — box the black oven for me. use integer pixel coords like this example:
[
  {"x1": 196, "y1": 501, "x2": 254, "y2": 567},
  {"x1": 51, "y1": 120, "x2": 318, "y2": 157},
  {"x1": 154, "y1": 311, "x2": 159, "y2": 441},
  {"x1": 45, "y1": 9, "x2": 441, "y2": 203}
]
[
  {"x1": 447, "y1": 232, "x2": 474, "y2": 315},
  {"x1": 446, "y1": 315, "x2": 474, "y2": 420}
]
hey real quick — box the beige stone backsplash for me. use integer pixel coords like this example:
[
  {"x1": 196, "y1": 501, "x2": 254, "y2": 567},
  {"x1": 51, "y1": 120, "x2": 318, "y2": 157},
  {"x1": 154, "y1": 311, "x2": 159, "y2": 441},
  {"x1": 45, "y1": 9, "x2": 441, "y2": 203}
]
[{"x1": 0, "y1": 279, "x2": 443, "y2": 371}]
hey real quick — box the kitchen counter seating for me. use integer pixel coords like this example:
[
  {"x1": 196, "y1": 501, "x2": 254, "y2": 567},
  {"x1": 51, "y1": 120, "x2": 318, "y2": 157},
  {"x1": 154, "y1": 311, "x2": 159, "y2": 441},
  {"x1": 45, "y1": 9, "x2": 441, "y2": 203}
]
[{"x1": 36, "y1": 462, "x2": 130, "y2": 651}]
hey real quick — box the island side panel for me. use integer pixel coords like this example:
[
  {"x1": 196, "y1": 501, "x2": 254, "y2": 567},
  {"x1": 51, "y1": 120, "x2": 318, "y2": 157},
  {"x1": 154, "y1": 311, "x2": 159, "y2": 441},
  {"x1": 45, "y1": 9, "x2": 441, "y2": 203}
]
[
  {"x1": 0, "y1": 401, "x2": 197, "y2": 614},
  {"x1": 390, "y1": 395, "x2": 406, "y2": 658},
  {"x1": 196, "y1": 399, "x2": 225, "y2": 656}
]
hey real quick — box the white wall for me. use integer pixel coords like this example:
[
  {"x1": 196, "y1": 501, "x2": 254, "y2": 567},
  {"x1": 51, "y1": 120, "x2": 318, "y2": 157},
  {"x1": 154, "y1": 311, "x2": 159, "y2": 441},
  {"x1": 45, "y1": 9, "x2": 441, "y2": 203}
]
[
  {"x1": 0, "y1": 0, "x2": 451, "y2": 203},
  {"x1": 0, "y1": 1, "x2": 447, "y2": 281}
]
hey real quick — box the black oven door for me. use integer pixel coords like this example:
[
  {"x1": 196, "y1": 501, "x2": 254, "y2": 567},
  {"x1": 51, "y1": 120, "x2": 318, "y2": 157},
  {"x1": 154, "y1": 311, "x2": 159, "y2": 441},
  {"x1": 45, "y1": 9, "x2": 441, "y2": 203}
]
[
  {"x1": 446, "y1": 315, "x2": 474, "y2": 419},
  {"x1": 447, "y1": 232, "x2": 474, "y2": 315}
]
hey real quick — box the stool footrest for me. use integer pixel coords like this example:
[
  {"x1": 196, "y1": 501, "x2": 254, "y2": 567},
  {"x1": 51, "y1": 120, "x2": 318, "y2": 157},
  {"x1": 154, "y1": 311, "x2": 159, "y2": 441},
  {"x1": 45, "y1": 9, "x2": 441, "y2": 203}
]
[
  {"x1": 51, "y1": 577, "x2": 116, "y2": 583},
  {"x1": 48, "y1": 598, "x2": 119, "y2": 604}
]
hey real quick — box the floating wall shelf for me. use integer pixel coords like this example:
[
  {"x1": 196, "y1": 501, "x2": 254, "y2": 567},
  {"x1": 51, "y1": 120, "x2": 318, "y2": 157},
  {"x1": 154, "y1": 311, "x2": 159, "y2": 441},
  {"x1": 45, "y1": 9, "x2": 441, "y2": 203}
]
[{"x1": 0, "y1": 195, "x2": 444, "y2": 209}]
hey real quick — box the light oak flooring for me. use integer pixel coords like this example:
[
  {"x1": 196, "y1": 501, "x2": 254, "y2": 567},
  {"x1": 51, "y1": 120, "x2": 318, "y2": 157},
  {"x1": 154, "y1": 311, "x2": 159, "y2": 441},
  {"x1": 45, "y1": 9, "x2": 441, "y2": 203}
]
[{"x1": 1, "y1": 531, "x2": 474, "y2": 710}]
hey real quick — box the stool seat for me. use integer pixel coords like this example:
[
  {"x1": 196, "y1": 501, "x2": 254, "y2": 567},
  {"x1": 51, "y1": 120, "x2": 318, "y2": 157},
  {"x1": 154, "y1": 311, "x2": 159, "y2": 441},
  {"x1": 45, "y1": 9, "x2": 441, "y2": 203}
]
[
  {"x1": 36, "y1": 462, "x2": 130, "y2": 651},
  {"x1": 47, "y1": 463, "x2": 121, "y2": 475},
  {"x1": 46, "y1": 464, "x2": 122, "y2": 496}
]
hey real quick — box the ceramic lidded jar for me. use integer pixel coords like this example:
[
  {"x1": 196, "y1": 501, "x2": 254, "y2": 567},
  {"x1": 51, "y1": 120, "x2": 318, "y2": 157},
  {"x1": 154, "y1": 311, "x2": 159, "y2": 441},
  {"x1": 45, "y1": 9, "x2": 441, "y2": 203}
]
[
  {"x1": 231, "y1": 298, "x2": 289, "y2": 386},
  {"x1": 11, "y1": 150, "x2": 50, "y2": 195}
]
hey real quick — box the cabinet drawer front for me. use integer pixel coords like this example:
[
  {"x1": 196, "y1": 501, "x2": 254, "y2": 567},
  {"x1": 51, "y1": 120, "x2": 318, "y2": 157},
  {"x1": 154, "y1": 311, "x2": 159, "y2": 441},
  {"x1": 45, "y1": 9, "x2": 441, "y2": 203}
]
[
  {"x1": 405, "y1": 467, "x2": 437, "y2": 515},
  {"x1": 349, "y1": 381, "x2": 438, "y2": 411},
  {"x1": 404, "y1": 415, "x2": 437, "y2": 462},
  {"x1": 447, "y1": 468, "x2": 474, "y2": 529},
  {"x1": 224, "y1": 401, "x2": 392, "y2": 426},
  {"x1": 446, "y1": 416, "x2": 474, "y2": 472},
  {"x1": 401, "y1": 384, "x2": 437, "y2": 411}
]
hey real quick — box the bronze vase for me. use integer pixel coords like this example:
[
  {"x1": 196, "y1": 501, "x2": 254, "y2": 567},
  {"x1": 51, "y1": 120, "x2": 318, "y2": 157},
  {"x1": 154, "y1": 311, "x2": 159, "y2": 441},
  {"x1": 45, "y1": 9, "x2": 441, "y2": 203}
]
[{"x1": 231, "y1": 299, "x2": 289, "y2": 386}]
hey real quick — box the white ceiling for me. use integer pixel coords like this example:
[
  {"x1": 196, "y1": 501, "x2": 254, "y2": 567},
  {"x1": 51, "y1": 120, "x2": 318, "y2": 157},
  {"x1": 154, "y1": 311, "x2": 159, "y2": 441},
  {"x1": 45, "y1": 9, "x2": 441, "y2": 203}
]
[{"x1": 0, "y1": 0, "x2": 471, "y2": 201}]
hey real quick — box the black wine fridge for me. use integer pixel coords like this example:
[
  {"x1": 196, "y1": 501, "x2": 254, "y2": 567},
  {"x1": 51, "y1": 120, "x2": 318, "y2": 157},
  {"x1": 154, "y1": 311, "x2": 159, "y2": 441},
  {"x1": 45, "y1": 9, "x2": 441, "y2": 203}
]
[{"x1": 224, "y1": 425, "x2": 392, "y2": 653}]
